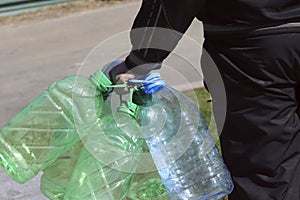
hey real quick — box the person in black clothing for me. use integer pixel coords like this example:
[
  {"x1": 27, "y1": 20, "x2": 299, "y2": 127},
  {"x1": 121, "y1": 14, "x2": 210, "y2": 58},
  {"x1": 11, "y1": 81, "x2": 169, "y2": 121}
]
[{"x1": 107, "y1": 1, "x2": 300, "y2": 199}]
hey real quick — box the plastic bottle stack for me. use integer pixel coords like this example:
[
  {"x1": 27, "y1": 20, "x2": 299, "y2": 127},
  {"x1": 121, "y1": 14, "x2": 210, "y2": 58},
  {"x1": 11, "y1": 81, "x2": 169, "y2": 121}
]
[
  {"x1": 0, "y1": 68, "x2": 233, "y2": 200},
  {"x1": 63, "y1": 102, "x2": 144, "y2": 200},
  {"x1": 0, "y1": 70, "x2": 111, "y2": 184},
  {"x1": 135, "y1": 74, "x2": 234, "y2": 200}
]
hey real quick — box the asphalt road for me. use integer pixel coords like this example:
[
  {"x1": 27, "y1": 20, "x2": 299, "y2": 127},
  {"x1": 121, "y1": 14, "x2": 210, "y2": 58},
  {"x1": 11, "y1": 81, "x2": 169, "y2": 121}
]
[{"x1": 0, "y1": 1, "x2": 204, "y2": 199}]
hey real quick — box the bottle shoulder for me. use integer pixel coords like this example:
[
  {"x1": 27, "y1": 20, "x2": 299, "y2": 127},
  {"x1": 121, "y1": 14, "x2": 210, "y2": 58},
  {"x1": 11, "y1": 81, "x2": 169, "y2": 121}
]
[
  {"x1": 48, "y1": 75, "x2": 100, "y2": 97},
  {"x1": 100, "y1": 113, "x2": 141, "y2": 134}
]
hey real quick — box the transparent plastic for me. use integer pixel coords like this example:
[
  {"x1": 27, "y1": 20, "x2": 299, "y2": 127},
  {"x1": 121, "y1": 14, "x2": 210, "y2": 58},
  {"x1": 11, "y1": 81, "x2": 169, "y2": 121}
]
[
  {"x1": 40, "y1": 141, "x2": 83, "y2": 200},
  {"x1": 64, "y1": 103, "x2": 143, "y2": 200},
  {"x1": 136, "y1": 85, "x2": 234, "y2": 200},
  {"x1": 127, "y1": 170, "x2": 169, "y2": 200},
  {"x1": 0, "y1": 71, "x2": 109, "y2": 183},
  {"x1": 126, "y1": 142, "x2": 169, "y2": 200}
]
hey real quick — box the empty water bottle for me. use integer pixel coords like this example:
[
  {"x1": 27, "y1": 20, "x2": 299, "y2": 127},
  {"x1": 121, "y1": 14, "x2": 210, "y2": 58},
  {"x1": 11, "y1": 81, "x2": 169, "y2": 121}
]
[
  {"x1": 135, "y1": 73, "x2": 234, "y2": 200},
  {"x1": 64, "y1": 102, "x2": 143, "y2": 200},
  {"x1": 40, "y1": 141, "x2": 84, "y2": 200},
  {"x1": 0, "y1": 70, "x2": 111, "y2": 183}
]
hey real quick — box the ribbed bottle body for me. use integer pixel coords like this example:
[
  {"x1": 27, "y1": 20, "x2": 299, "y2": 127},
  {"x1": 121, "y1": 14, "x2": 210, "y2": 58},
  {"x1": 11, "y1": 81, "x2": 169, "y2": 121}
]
[
  {"x1": 40, "y1": 141, "x2": 83, "y2": 200},
  {"x1": 0, "y1": 75, "x2": 103, "y2": 183},
  {"x1": 137, "y1": 86, "x2": 233, "y2": 200},
  {"x1": 64, "y1": 110, "x2": 143, "y2": 200}
]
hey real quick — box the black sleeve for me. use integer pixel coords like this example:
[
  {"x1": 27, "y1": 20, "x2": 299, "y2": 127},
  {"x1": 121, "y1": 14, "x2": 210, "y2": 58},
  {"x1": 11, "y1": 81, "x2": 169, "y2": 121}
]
[{"x1": 125, "y1": 0, "x2": 202, "y2": 74}]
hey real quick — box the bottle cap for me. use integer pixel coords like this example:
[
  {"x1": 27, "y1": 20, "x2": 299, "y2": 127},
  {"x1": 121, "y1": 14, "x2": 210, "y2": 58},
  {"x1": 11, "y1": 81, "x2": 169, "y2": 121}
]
[
  {"x1": 90, "y1": 70, "x2": 112, "y2": 92},
  {"x1": 143, "y1": 73, "x2": 165, "y2": 94}
]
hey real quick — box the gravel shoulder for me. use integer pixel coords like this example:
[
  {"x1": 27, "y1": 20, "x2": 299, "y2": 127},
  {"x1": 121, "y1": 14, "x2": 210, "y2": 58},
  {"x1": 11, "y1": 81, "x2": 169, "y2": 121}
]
[{"x1": 0, "y1": 0, "x2": 133, "y2": 28}]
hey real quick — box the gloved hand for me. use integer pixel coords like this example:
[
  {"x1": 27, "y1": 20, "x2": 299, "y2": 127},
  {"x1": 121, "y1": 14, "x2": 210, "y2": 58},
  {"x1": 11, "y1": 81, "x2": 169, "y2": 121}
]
[
  {"x1": 110, "y1": 61, "x2": 137, "y2": 87},
  {"x1": 102, "y1": 59, "x2": 160, "y2": 94},
  {"x1": 102, "y1": 60, "x2": 139, "y2": 94}
]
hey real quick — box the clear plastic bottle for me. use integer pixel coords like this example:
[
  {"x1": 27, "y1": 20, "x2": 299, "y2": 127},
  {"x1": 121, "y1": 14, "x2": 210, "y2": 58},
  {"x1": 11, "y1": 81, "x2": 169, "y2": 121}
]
[
  {"x1": 40, "y1": 141, "x2": 83, "y2": 200},
  {"x1": 64, "y1": 102, "x2": 143, "y2": 200},
  {"x1": 0, "y1": 71, "x2": 111, "y2": 183},
  {"x1": 136, "y1": 85, "x2": 234, "y2": 200}
]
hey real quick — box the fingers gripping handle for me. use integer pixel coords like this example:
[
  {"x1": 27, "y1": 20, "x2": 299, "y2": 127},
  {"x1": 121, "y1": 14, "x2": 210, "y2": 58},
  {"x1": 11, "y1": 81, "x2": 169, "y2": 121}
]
[{"x1": 128, "y1": 73, "x2": 165, "y2": 94}]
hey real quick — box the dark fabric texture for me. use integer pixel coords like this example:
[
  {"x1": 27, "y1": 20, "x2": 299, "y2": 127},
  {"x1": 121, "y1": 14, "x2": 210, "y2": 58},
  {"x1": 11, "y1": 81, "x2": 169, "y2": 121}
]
[
  {"x1": 108, "y1": 61, "x2": 129, "y2": 84},
  {"x1": 203, "y1": 33, "x2": 300, "y2": 200},
  {"x1": 199, "y1": 0, "x2": 300, "y2": 26},
  {"x1": 122, "y1": 2, "x2": 300, "y2": 198},
  {"x1": 126, "y1": 0, "x2": 202, "y2": 69},
  {"x1": 126, "y1": 0, "x2": 300, "y2": 69}
]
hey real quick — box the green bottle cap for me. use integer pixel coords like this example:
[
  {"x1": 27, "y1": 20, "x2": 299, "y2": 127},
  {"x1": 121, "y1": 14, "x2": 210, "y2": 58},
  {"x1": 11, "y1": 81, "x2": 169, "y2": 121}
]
[{"x1": 90, "y1": 70, "x2": 112, "y2": 92}]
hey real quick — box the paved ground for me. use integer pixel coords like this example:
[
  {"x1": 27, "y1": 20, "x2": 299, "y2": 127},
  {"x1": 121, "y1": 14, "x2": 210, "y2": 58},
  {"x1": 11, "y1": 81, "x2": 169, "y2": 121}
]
[{"x1": 0, "y1": 1, "x2": 205, "y2": 199}]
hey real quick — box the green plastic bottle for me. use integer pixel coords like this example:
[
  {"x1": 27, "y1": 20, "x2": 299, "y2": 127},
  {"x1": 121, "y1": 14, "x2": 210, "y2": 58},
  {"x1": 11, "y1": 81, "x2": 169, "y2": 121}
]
[
  {"x1": 0, "y1": 71, "x2": 111, "y2": 183},
  {"x1": 40, "y1": 141, "x2": 84, "y2": 200},
  {"x1": 127, "y1": 171, "x2": 169, "y2": 200},
  {"x1": 126, "y1": 147, "x2": 169, "y2": 200},
  {"x1": 64, "y1": 102, "x2": 143, "y2": 200}
]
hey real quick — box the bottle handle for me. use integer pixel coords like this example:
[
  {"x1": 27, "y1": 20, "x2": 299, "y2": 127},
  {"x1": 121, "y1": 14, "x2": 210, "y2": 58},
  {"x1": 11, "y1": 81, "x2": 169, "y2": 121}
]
[
  {"x1": 128, "y1": 73, "x2": 165, "y2": 94},
  {"x1": 108, "y1": 72, "x2": 165, "y2": 94}
]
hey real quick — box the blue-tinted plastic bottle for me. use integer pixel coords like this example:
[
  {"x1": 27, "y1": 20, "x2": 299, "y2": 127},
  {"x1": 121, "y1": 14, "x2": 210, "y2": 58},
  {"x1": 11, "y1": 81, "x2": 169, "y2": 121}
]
[{"x1": 135, "y1": 76, "x2": 234, "y2": 200}]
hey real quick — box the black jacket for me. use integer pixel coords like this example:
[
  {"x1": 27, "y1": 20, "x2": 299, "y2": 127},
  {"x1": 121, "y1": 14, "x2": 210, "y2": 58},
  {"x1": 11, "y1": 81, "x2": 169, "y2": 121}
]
[{"x1": 125, "y1": 0, "x2": 300, "y2": 71}]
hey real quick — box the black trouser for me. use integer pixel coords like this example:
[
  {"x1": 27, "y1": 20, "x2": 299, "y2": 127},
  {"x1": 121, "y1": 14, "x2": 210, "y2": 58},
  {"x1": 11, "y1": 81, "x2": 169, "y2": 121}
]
[{"x1": 203, "y1": 32, "x2": 300, "y2": 200}]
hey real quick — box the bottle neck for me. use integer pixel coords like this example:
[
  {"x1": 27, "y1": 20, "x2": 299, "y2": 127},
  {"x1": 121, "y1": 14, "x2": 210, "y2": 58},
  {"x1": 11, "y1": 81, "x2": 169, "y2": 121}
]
[
  {"x1": 117, "y1": 101, "x2": 138, "y2": 119},
  {"x1": 89, "y1": 70, "x2": 112, "y2": 93}
]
